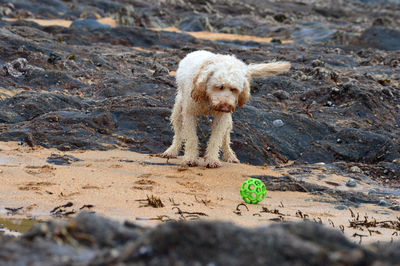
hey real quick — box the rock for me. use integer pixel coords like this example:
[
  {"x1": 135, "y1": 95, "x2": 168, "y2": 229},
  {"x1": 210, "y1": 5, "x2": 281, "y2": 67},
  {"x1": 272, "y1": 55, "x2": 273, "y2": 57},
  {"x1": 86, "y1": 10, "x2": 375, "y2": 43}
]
[
  {"x1": 310, "y1": 129, "x2": 399, "y2": 164},
  {"x1": 272, "y1": 90, "x2": 290, "y2": 100},
  {"x1": 311, "y1": 59, "x2": 326, "y2": 68},
  {"x1": 70, "y1": 19, "x2": 112, "y2": 30},
  {"x1": 4, "y1": 58, "x2": 44, "y2": 78},
  {"x1": 378, "y1": 199, "x2": 387, "y2": 206},
  {"x1": 272, "y1": 119, "x2": 284, "y2": 127},
  {"x1": 179, "y1": 16, "x2": 213, "y2": 32},
  {"x1": 1, "y1": 212, "x2": 399, "y2": 265},
  {"x1": 350, "y1": 166, "x2": 362, "y2": 173},
  {"x1": 46, "y1": 153, "x2": 82, "y2": 165},
  {"x1": 0, "y1": 0, "x2": 398, "y2": 169},
  {"x1": 346, "y1": 178, "x2": 357, "y2": 187},
  {"x1": 357, "y1": 26, "x2": 400, "y2": 51}
]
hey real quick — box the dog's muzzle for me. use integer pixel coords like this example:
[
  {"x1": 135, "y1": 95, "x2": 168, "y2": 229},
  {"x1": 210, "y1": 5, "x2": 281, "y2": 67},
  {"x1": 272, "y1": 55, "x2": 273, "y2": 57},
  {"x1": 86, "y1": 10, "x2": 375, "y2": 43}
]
[{"x1": 213, "y1": 103, "x2": 235, "y2": 113}]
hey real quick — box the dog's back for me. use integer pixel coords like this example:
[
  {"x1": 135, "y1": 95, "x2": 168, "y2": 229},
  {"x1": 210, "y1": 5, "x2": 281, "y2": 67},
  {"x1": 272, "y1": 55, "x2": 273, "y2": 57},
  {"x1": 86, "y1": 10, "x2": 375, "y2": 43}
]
[{"x1": 176, "y1": 50, "x2": 216, "y2": 92}]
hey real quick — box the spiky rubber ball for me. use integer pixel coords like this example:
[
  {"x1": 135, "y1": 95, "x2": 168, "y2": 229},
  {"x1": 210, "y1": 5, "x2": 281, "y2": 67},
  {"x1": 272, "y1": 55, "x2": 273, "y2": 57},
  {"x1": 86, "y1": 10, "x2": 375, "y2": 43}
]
[{"x1": 240, "y1": 178, "x2": 266, "y2": 204}]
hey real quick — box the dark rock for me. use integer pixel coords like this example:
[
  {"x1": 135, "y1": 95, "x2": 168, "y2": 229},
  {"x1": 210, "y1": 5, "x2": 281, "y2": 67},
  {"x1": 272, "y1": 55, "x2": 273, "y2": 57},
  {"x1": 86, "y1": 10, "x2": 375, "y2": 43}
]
[
  {"x1": 0, "y1": 92, "x2": 87, "y2": 123},
  {"x1": 0, "y1": 0, "x2": 398, "y2": 169},
  {"x1": 46, "y1": 153, "x2": 82, "y2": 165},
  {"x1": 70, "y1": 19, "x2": 111, "y2": 30},
  {"x1": 322, "y1": 129, "x2": 398, "y2": 163},
  {"x1": 378, "y1": 199, "x2": 388, "y2": 206},
  {"x1": 178, "y1": 15, "x2": 212, "y2": 32},
  {"x1": 335, "y1": 205, "x2": 347, "y2": 210},
  {"x1": 3, "y1": 212, "x2": 400, "y2": 265},
  {"x1": 357, "y1": 26, "x2": 400, "y2": 51},
  {"x1": 272, "y1": 90, "x2": 290, "y2": 100},
  {"x1": 273, "y1": 14, "x2": 288, "y2": 23},
  {"x1": 346, "y1": 178, "x2": 357, "y2": 187}
]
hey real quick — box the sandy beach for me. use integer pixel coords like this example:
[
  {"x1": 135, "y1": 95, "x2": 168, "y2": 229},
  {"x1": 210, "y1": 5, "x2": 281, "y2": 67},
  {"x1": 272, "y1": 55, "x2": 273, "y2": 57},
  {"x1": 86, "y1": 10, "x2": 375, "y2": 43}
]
[{"x1": 0, "y1": 141, "x2": 398, "y2": 244}]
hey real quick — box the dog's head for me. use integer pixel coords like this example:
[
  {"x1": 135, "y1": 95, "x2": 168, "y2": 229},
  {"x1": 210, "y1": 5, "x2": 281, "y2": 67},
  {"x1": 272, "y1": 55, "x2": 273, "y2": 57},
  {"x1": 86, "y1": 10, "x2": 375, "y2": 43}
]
[
  {"x1": 191, "y1": 55, "x2": 250, "y2": 113},
  {"x1": 191, "y1": 54, "x2": 291, "y2": 113}
]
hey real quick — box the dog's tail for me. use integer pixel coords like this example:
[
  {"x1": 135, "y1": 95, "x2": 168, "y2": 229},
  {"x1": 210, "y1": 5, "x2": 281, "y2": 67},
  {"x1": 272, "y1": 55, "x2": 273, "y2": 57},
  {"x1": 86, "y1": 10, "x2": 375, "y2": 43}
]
[{"x1": 247, "y1": 62, "x2": 291, "y2": 78}]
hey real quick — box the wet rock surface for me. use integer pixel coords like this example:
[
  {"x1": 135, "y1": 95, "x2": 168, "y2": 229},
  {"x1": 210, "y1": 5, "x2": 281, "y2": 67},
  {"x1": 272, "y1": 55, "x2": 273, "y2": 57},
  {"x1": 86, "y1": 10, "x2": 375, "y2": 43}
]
[
  {"x1": 0, "y1": 1, "x2": 399, "y2": 177},
  {"x1": 0, "y1": 212, "x2": 399, "y2": 265}
]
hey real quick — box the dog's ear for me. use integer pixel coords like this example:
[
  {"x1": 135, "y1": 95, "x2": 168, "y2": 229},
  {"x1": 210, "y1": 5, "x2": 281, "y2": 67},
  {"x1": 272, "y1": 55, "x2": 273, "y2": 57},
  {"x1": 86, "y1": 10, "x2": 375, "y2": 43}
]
[
  {"x1": 191, "y1": 60, "x2": 214, "y2": 102},
  {"x1": 247, "y1": 62, "x2": 290, "y2": 78},
  {"x1": 238, "y1": 78, "x2": 250, "y2": 108}
]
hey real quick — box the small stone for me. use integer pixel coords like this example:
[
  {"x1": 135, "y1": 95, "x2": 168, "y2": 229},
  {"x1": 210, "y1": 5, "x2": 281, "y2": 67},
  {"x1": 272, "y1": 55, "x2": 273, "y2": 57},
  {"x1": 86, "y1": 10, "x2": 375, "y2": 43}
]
[
  {"x1": 331, "y1": 87, "x2": 340, "y2": 93},
  {"x1": 346, "y1": 179, "x2": 357, "y2": 187},
  {"x1": 335, "y1": 205, "x2": 346, "y2": 210},
  {"x1": 311, "y1": 59, "x2": 326, "y2": 68},
  {"x1": 368, "y1": 188, "x2": 378, "y2": 195},
  {"x1": 325, "y1": 101, "x2": 333, "y2": 107},
  {"x1": 273, "y1": 119, "x2": 284, "y2": 127},
  {"x1": 383, "y1": 169, "x2": 389, "y2": 174},
  {"x1": 336, "y1": 138, "x2": 342, "y2": 144},
  {"x1": 378, "y1": 200, "x2": 387, "y2": 206},
  {"x1": 350, "y1": 166, "x2": 361, "y2": 173},
  {"x1": 300, "y1": 96, "x2": 307, "y2": 101},
  {"x1": 272, "y1": 90, "x2": 290, "y2": 100}
]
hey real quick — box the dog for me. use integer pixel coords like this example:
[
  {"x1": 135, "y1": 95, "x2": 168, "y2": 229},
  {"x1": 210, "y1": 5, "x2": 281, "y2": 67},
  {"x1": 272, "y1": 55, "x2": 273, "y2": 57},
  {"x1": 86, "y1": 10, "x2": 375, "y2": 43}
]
[{"x1": 161, "y1": 50, "x2": 290, "y2": 168}]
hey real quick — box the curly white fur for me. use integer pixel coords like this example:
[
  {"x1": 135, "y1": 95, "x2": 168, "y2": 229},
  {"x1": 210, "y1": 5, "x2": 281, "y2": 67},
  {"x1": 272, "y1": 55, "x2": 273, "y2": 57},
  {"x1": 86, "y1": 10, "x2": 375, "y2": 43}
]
[{"x1": 161, "y1": 50, "x2": 290, "y2": 168}]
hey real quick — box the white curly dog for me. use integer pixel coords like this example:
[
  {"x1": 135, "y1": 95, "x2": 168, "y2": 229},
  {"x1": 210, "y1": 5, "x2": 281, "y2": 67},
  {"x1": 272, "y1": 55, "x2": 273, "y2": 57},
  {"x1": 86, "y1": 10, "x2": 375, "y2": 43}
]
[{"x1": 161, "y1": 50, "x2": 290, "y2": 168}]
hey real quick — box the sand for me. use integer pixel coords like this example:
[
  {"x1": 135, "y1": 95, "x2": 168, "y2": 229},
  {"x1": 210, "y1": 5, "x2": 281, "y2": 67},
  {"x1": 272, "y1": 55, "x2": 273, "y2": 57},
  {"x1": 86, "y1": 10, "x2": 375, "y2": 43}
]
[
  {"x1": 3, "y1": 17, "x2": 289, "y2": 44},
  {"x1": 0, "y1": 141, "x2": 398, "y2": 244}
]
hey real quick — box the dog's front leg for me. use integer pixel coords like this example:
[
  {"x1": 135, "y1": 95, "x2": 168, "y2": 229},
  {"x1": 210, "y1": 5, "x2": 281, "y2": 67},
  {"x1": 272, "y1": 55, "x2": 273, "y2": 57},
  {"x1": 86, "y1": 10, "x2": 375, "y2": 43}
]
[
  {"x1": 182, "y1": 112, "x2": 199, "y2": 167},
  {"x1": 204, "y1": 113, "x2": 231, "y2": 168}
]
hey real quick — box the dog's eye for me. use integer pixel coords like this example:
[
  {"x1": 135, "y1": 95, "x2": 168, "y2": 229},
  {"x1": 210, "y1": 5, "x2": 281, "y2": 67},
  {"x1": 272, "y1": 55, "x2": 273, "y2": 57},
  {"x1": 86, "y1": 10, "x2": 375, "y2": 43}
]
[
  {"x1": 219, "y1": 86, "x2": 224, "y2": 90},
  {"x1": 231, "y1": 88, "x2": 238, "y2": 93}
]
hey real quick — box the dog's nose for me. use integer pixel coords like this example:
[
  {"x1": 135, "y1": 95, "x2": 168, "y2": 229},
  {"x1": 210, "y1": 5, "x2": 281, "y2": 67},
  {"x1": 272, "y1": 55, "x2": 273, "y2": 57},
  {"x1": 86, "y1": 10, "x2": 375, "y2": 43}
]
[{"x1": 215, "y1": 103, "x2": 234, "y2": 113}]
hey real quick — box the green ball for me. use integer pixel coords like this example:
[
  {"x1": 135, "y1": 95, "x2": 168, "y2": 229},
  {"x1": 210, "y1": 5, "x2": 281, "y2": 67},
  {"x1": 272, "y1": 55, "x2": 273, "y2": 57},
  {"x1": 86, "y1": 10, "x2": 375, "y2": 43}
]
[{"x1": 240, "y1": 178, "x2": 266, "y2": 204}]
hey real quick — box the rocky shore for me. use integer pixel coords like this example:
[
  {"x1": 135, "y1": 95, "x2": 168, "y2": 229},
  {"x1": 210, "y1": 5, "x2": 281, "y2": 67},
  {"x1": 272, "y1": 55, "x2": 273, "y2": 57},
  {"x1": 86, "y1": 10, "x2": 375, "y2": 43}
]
[
  {"x1": 0, "y1": 212, "x2": 400, "y2": 265},
  {"x1": 0, "y1": 0, "x2": 399, "y2": 264}
]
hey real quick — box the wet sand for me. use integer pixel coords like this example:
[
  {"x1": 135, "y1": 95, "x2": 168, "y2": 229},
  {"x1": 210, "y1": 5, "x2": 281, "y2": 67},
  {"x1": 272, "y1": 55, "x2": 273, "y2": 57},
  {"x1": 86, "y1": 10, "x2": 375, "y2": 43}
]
[{"x1": 0, "y1": 141, "x2": 398, "y2": 244}]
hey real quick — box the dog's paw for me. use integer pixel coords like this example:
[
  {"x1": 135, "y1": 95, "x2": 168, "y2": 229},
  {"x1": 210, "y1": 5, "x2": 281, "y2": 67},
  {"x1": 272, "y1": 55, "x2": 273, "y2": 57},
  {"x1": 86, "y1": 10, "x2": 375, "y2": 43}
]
[
  {"x1": 204, "y1": 157, "x2": 222, "y2": 168},
  {"x1": 182, "y1": 159, "x2": 199, "y2": 167},
  {"x1": 222, "y1": 153, "x2": 240, "y2": 164},
  {"x1": 223, "y1": 157, "x2": 240, "y2": 164},
  {"x1": 158, "y1": 151, "x2": 178, "y2": 159}
]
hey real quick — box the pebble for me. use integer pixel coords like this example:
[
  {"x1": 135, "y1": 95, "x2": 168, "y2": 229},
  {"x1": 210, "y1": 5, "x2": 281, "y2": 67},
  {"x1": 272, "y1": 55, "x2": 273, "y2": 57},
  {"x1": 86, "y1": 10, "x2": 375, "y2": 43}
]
[
  {"x1": 378, "y1": 200, "x2": 387, "y2": 206},
  {"x1": 272, "y1": 90, "x2": 289, "y2": 100},
  {"x1": 368, "y1": 188, "x2": 378, "y2": 195},
  {"x1": 273, "y1": 119, "x2": 284, "y2": 127},
  {"x1": 331, "y1": 87, "x2": 340, "y2": 93},
  {"x1": 383, "y1": 169, "x2": 389, "y2": 174},
  {"x1": 346, "y1": 179, "x2": 357, "y2": 187},
  {"x1": 350, "y1": 166, "x2": 361, "y2": 173},
  {"x1": 336, "y1": 138, "x2": 342, "y2": 144},
  {"x1": 335, "y1": 205, "x2": 346, "y2": 210}
]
